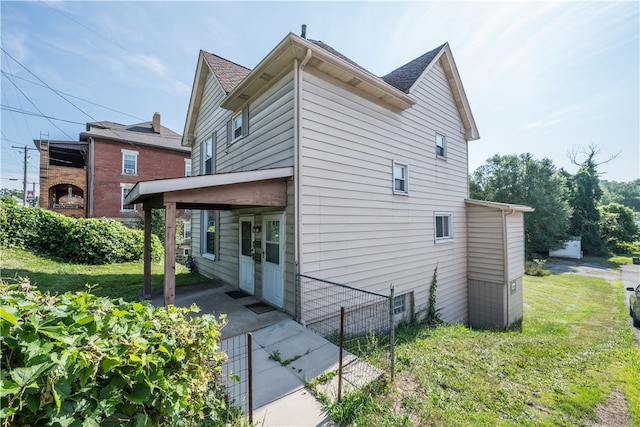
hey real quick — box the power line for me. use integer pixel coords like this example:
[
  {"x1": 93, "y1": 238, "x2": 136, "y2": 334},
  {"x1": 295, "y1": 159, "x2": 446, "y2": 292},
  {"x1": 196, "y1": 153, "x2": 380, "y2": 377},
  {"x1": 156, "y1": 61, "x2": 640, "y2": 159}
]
[
  {"x1": 1, "y1": 105, "x2": 87, "y2": 125},
  {"x1": 1, "y1": 72, "x2": 147, "y2": 122},
  {"x1": 1, "y1": 70, "x2": 74, "y2": 139},
  {"x1": 1, "y1": 47, "x2": 99, "y2": 123},
  {"x1": 1, "y1": 50, "x2": 31, "y2": 144}
]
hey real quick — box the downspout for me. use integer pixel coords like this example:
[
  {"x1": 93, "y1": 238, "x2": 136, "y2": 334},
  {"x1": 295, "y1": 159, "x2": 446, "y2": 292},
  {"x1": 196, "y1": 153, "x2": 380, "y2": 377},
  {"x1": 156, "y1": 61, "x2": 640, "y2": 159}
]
[
  {"x1": 502, "y1": 209, "x2": 515, "y2": 327},
  {"x1": 295, "y1": 48, "x2": 312, "y2": 323}
]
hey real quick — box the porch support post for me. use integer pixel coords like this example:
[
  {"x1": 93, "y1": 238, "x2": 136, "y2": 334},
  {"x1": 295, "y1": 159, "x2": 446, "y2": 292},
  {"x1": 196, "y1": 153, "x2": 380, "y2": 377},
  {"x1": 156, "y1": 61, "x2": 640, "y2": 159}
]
[
  {"x1": 143, "y1": 207, "x2": 152, "y2": 299},
  {"x1": 164, "y1": 202, "x2": 176, "y2": 306}
]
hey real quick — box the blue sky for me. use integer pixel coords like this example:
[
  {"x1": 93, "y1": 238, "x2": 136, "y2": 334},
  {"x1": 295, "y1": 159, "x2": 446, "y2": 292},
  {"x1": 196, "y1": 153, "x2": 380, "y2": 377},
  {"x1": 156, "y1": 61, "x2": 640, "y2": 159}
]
[{"x1": 2, "y1": 1, "x2": 638, "y2": 194}]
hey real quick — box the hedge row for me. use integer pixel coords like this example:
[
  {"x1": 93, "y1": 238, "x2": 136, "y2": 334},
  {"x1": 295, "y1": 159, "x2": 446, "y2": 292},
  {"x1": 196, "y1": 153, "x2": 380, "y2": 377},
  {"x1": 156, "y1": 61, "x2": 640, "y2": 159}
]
[
  {"x1": 0, "y1": 199, "x2": 162, "y2": 265},
  {"x1": 0, "y1": 280, "x2": 235, "y2": 426}
]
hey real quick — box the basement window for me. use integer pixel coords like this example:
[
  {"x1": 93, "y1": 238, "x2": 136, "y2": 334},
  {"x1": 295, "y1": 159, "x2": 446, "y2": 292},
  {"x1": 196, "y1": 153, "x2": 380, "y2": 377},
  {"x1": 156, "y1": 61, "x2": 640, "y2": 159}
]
[{"x1": 394, "y1": 294, "x2": 407, "y2": 315}]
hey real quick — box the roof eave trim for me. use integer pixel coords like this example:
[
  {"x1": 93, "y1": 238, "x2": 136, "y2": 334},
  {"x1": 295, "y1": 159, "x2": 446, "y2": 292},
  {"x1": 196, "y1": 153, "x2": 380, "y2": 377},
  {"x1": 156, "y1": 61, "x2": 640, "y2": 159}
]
[
  {"x1": 465, "y1": 199, "x2": 535, "y2": 212},
  {"x1": 125, "y1": 167, "x2": 294, "y2": 205},
  {"x1": 221, "y1": 33, "x2": 415, "y2": 111}
]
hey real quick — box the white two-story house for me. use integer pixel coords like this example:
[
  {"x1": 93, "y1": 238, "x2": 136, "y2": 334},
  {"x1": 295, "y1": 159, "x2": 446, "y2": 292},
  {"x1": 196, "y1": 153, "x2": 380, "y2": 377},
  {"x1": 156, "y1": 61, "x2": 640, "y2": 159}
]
[{"x1": 127, "y1": 31, "x2": 532, "y2": 329}]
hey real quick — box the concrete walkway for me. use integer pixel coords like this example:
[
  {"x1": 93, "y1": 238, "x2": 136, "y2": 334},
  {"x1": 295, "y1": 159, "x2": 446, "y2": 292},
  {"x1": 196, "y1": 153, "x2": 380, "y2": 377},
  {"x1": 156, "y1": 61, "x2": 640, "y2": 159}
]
[
  {"x1": 151, "y1": 282, "x2": 382, "y2": 426},
  {"x1": 244, "y1": 319, "x2": 337, "y2": 426}
]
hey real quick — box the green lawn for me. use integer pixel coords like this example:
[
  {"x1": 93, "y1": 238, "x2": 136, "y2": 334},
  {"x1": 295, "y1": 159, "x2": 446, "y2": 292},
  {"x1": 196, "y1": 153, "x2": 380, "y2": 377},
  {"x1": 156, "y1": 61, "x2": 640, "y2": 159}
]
[
  {"x1": 325, "y1": 272, "x2": 640, "y2": 426},
  {"x1": 0, "y1": 247, "x2": 208, "y2": 301},
  {"x1": 3, "y1": 248, "x2": 639, "y2": 425}
]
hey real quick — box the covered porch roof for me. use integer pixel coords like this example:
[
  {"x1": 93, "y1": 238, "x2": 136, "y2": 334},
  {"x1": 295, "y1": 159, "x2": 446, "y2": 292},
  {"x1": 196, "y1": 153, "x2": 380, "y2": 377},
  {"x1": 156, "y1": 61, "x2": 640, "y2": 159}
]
[
  {"x1": 125, "y1": 166, "x2": 294, "y2": 209},
  {"x1": 127, "y1": 167, "x2": 293, "y2": 307}
]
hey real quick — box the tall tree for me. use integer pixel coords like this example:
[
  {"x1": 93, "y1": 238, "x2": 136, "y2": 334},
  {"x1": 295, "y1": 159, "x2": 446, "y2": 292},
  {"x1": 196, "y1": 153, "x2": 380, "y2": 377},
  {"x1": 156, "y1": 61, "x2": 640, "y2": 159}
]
[
  {"x1": 600, "y1": 202, "x2": 639, "y2": 253},
  {"x1": 564, "y1": 145, "x2": 617, "y2": 256},
  {"x1": 470, "y1": 153, "x2": 571, "y2": 255},
  {"x1": 601, "y1": 179, "x2": 640, "y2": 212}
]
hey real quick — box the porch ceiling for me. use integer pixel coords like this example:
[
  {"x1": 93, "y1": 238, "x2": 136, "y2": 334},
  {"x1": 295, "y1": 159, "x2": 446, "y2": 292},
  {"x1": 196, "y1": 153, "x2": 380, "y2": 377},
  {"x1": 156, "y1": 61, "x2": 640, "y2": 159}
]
[{"x1": 125, "y1": 167, "x2": 293, "y2": 210}]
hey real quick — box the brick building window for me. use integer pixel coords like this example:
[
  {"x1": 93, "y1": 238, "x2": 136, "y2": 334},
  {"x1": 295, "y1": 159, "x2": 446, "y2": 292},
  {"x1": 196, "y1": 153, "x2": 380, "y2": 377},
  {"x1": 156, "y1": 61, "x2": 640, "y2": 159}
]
[
  {"x1": 121, "y1": 149, "x2": 139, "y2": 175},
  {"x1": 121, "y1": 184, "x2": 135, "y2": 212}
]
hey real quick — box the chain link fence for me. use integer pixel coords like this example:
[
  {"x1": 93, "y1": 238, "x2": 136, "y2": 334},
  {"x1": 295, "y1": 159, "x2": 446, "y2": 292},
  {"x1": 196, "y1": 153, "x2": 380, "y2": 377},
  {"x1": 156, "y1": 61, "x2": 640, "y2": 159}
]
[{"x1": 296, "y1": 274, "x2": 394, "y2": 398}]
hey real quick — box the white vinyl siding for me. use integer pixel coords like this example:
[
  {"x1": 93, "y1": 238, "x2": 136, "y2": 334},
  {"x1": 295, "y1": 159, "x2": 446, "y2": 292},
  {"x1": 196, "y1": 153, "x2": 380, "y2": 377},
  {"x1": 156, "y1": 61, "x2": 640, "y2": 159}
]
[
  {"x1": 298, "y1": 59, "x2": 469, "y2": 324},
  {"x1": 467, "y1": 205, "x2": 505, "y2": 283},
  {"x1": 190, "y1": 66, "x2": 295, "y2": 286},
  {"x1": 507, "y1": 211, "x2": 526, "y2": 281}
]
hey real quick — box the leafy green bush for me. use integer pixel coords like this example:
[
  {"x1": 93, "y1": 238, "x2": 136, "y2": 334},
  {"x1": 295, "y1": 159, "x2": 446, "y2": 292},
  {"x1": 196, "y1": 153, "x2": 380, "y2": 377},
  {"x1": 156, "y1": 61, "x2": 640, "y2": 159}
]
[
  {"x1": 0, "y1": 280, "x2": 237, "y2": 426},
  {"x1": 525, "y1": 259, "x2": 551, "y2": 276},
  {"x1": 0, "y1": 201, "x2": 162, "y2": 264}
]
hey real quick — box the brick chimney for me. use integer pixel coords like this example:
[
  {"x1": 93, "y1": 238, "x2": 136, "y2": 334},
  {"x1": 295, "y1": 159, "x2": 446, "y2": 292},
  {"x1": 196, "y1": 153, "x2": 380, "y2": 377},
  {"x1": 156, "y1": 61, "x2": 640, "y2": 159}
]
[{"x1": 152, "y1": 112, "x2": 161, "y2": 133}]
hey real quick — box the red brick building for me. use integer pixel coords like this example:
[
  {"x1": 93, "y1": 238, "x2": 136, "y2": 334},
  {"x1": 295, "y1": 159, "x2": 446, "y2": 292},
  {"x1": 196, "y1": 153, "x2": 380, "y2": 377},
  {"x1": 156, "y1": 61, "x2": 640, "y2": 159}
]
[{"x1": 35, "y1": 113, "x2": 191, "y2": 224}]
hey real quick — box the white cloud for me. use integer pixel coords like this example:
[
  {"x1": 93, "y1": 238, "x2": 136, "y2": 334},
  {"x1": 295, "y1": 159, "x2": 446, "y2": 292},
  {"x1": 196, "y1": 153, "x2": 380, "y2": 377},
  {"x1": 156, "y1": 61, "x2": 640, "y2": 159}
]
[{"x1": 521, "y1": 103, "x2": 584, "y2": 130}]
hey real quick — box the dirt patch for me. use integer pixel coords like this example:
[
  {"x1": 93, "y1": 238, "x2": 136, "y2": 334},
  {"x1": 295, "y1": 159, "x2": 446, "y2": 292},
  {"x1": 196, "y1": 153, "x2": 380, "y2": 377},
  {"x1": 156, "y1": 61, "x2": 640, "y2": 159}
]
[{"x1": 586, "y1": 389, "x2": 631, "y2": 427}]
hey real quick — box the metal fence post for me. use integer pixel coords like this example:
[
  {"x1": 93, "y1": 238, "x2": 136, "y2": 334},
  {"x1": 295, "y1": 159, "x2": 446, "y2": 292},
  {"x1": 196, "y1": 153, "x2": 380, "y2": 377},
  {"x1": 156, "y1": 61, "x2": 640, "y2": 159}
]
[
  {"x1": 389, "y1": 284, "x2": 395, "y2": 382},
  {"x1": 338, "y1": 306, "x2": 345, "y2": 402},
  {"x1": 247, "y1": 333, "x2": 253, "y2": 424}
]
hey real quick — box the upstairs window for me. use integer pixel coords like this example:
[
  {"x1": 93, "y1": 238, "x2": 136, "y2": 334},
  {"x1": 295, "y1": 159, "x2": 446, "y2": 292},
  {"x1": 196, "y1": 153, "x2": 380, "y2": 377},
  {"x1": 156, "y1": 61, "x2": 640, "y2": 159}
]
[
  {"x1": 121, "y1": 149, "x2": 138, "y2": 175},
  {"x1": 436, "y1": 133, "x2": 446, "y2": 158},
  {"x1": 393, "y1": 161, "x2": 408, "y2": 194},
  {"x1": 202, "y1": 135, "x2": 215, "y2": 175},
  {"x1": 435, "y1": 213, "x2": 453, "y2": 241},
  {"x1": 227, "y1": 107, "x2": 249, "y2": 146},
  {"x1": 232, "y1": 113, "x2": 243, "y2": 140},
  {"x1": 185, "y1": 159, "x2": 192, "y2": 177}
]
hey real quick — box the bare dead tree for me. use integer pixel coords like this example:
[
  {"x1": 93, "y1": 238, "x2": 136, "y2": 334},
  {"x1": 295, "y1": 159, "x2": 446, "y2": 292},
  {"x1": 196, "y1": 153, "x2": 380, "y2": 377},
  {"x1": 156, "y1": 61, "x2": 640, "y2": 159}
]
[{"x1": 567, "y1": 143, "x2": 620, "y2": 171}]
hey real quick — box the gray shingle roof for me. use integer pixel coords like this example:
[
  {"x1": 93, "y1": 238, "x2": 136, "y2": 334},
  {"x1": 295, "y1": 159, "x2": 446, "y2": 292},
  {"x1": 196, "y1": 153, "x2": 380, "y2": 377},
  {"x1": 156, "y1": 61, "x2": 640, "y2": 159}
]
[
  {"x1": 308, "y1": 39, "x2": 372, "y2": 75},
  {"x1": 381, "y1": 43, "x2": 446, "y2": 93},
  {"x1": 80, "y1": 120, "x2": 187, "y2": 152},
  {"x1": 201, "y1": 50, "x2": 251, "y2": 94}
]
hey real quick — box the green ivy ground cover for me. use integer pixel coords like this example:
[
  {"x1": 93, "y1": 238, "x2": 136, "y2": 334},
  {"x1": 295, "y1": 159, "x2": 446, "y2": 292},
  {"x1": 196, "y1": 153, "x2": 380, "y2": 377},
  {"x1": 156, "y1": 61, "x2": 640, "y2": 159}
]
[{"x1": 0, "y1": 281, "x2": 239, "y2": 426}]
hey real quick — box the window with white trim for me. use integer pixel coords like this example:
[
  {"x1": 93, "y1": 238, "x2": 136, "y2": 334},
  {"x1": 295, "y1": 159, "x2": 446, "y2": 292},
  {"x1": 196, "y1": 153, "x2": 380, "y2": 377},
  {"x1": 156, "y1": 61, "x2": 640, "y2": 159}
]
[
  {"x1": 436, "y1": 133, "x2": 446, "y2": 158},
  {"x1": 394, "y1": 294, "x2": 407, "y2": 315},
  {"x1": 183, "y1": 221, "x2": 191, "y2": 240},
  {"x1": 121, "y1": 149, "x2": 138, "y2": 175},
  {"x1": 393, "y1": 161, "x2": 408, "y2": 194},
  {"x1": 232, "y1": 112, "x2": 243, "y2": 140},
  {"x1": 202, "y1": 137, "x2": 213, "y2": 175},
  {"x1": 435, "y1": 213, "x2": 453, "y2": 241},
  {"x1": 120, "y1": 184, "x2": 135, "y2": 212},
  {"x1": 184, "y1": 159, "x2": 192, "y2": 177},
  {"x1": 203, "y1": 210, "x2": 216, "y2": 258},
  {"x1": 226, "y1": 107, "x2": 249, "y2": 146}
]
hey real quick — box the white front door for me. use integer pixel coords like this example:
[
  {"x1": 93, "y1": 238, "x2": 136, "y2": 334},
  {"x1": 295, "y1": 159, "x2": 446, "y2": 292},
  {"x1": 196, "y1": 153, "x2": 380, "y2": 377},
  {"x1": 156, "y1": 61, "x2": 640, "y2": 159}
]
[
  {"x1": 262, "y1": 213, "x2": 284, "y2": 308},
  {"x1": 239, "y1": 216, "x2": 255, "y2": 294}
]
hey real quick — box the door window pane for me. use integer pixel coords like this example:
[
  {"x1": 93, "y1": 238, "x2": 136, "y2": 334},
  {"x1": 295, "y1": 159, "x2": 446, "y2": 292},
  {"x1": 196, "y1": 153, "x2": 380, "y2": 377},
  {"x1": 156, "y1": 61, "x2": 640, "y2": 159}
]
[
  {"x1": 265, "y1": 219, "x2": 280, "y2": 264},
  {"x1": 241, "y1": 221, "x2": 252, "y2": 257}
]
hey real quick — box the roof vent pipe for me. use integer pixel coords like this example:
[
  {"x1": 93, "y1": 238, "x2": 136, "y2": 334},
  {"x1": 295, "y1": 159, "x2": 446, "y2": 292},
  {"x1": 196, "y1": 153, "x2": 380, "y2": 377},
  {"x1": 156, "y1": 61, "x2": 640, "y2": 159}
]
[{"x1": 301, "y1": 24, "x2": 307, "y2": 39}]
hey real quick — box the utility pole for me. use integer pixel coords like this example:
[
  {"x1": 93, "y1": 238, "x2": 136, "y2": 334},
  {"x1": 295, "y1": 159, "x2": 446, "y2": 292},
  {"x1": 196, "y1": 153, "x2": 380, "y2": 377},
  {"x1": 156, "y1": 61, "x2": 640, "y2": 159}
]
[{"x1": 12, "y1": 145, "x2": 37, "y2": 206}]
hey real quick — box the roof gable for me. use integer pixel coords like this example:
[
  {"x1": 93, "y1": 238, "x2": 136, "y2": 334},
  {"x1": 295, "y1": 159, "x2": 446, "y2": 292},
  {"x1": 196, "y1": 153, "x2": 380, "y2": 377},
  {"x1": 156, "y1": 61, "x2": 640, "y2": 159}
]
[
  {"x1": 382, "y1": 44, "x2": 445, "y2": 93},
  {"x1": 201, "y1": 51, "x2": 251, "y2": 94},
  {"x1": 182, "y1": 34, "x2": 479, "y2": 142},
  {"x1": 383, "y1": 43, "x2": 479, "y2": 140}
]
